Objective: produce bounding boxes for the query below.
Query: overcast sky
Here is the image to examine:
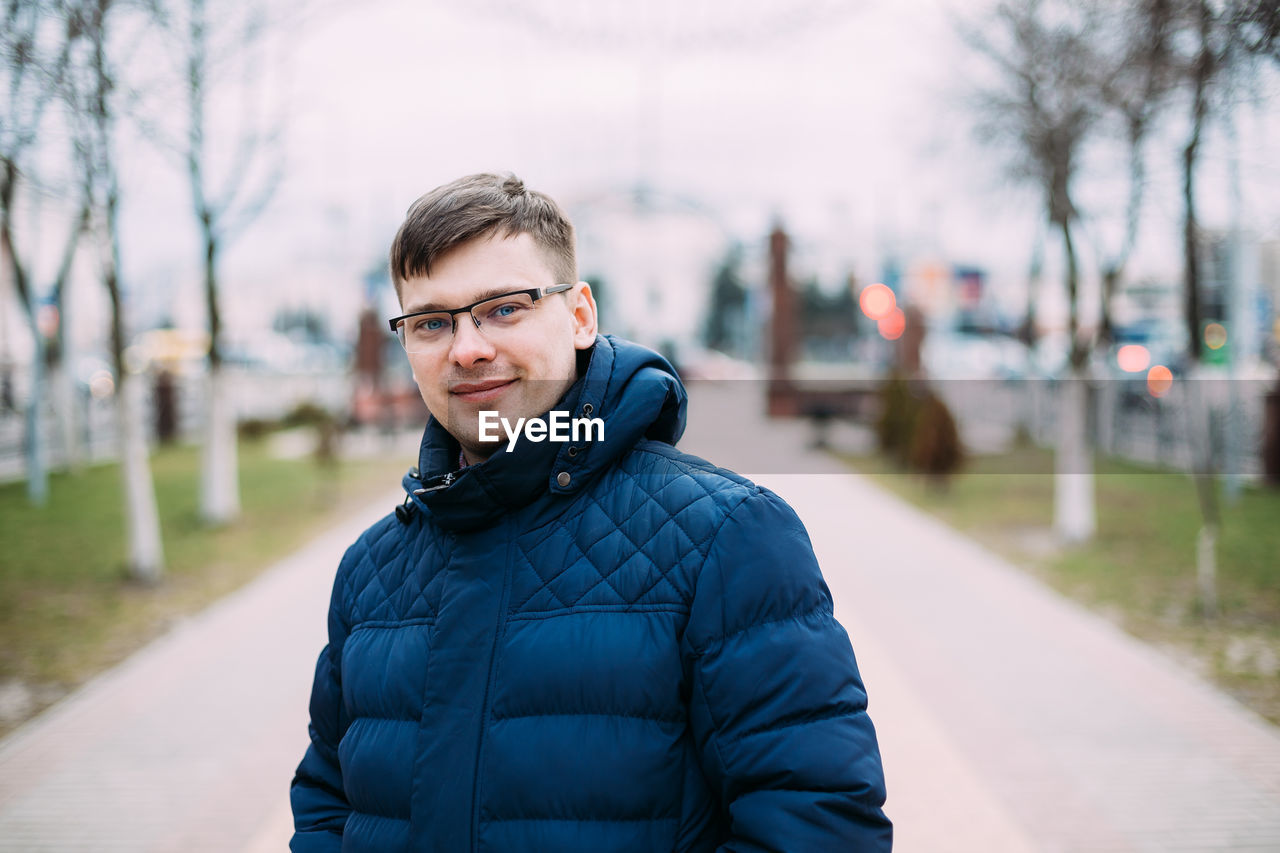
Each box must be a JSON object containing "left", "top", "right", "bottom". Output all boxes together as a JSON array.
[{"left": 9, "top": 0, "right": 1280, "bottom": 358}]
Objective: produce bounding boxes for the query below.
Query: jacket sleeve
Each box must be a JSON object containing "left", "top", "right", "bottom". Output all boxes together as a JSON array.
[
  {"left": 683, "top": 489, "right": 892, "bottom": 852},
  {"left": 290, "top": 555, "right": 354, "bottom": 852}
]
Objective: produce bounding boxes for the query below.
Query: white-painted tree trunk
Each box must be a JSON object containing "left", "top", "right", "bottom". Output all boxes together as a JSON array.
[
  {"left": 118, "top": 374, "right": 164, "bottom": 582},
  {"left": 1185, "top": 371, "right": 1220, "bottom": 617},
  {"left": 49, "top": 363, "right": 84, "bottom": 474},
  {"left": 24, "top": 336, "right": 48, "bottom": 505},
  {"left": 200, "top": 366, "right": 240, "bottom": 525},
  {"left": 1053, "top": 374, "right": 1096, "bottom": 544}
]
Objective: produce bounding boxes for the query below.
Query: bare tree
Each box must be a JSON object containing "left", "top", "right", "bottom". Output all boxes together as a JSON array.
[
  {"left": 1229, "top": 0, "right": 1280, "bottom": 59},
  {"left": 1168, "top": 0, "right": 1274, "bottom": 361},
  {"left": 65, "top": 0, "right": 164, "bottom": 581},
  {"left": 1094, "top": 0, "right": 1180, "bottom": 348},
  {"left": 44, "top": 200, "right": 92, "bottom": 475},
  {"left": 152, "top": 0, "right": 285, "bottom": 526},
  {"left": 1172, "top": 0, "right": 1279, "bottom": 616},
  {"left": 963, "top": 0, "right": 1106, "bottom": 543},
  {"left": 0, "top": 0, "right": 82, "bottom": 504}
]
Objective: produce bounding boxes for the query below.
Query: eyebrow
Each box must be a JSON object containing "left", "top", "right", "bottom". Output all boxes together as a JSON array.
[{"left": 402, "top": 286, "right": 529, "bottom": 315}]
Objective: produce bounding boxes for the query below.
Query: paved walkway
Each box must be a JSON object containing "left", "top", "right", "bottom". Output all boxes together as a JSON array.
[
  {"left": 0, "top": 487, "right": 403, "bottom": 853},
  {"left": 2, "top": 384, "right": 1279, "bottom": 851}
]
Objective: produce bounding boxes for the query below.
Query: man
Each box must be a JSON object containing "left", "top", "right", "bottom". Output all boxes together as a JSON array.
[{"left": 290, "top": 173, "right": 891, "bottom": 852}]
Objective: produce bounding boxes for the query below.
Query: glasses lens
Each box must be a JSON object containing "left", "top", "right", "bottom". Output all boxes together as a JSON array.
[
  {"left": 399, "top": 312, "right": 454, "bottom": 352},
  {"left": 472, "top": 292, "right": 536, "bottom": 329},
  {"left": 396, "top": 292, "right": 539, "bottom": 353}
]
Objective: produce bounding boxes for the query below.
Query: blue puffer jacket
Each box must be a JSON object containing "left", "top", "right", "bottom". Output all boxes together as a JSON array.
[{"left": 291, "top": 335, "right": 890, "bottom": 852}]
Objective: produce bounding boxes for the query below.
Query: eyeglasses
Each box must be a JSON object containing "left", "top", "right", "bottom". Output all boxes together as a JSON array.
[{"left": 388, "top": 284, "right": 575, "bottom": 353}]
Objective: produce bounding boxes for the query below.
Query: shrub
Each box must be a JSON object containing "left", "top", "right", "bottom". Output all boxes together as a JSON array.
[
  {"left": 908, "top": 391, "right": 964, "bottom": 484},
  {"left": 876, "top": 373, "right": 922, "bottom": 464},
  {"left": 237, "top": 417, "right": 276, "bottom": 442},
  {"left": 283, "top": 401, "right": 334, "bottom": 429}
]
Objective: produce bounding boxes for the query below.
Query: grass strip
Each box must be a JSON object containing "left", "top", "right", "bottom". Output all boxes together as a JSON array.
[{"left": 0, "top": 434, "right": 411, "bottom": 734}]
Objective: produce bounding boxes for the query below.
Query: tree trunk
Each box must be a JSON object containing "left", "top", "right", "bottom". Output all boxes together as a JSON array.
[
  {"left": 1054, "top": 371, "right": 1096, "bottom": 544},
  {"left": 200, "top": 365, "right": 240, "bottom": 524},
  {"left": 48, "top": 204, "right": 90, "bottom": 474},
  {"left": 1181, "top": 1, "right": 1220, "bottom": 618},
  {"left": 1, "top": 162, "right": 47, "bottom": 504},
  {"left": 86, "top": 0, "right": 165, "bottom": 582},
  {"left": 117, "top": 373, "right": 163, "bottom": 583},
  {"left": 1101, "top": 121, "right": 1149, "bottom": 350},
  {"left": 48, "top": 360, "right": 84, "bottom": 474},
  {"left": 197, "top": 225, "right": 241, "bottom": 524},
  {"left": 1021, "top": 220, "right": 1045, "bottom": 348},
  {"left": 1185, "top": 371, "right": 1221, "bottom": 617},
  {"left": 1182, "top": 1, "right": 1212, "bottom": 366},
  {"left": 188, "top": 0, "right": 243, "bottom": 526},
  {"left": 102, "top": 156, "right": 164, "bottom": 581},
  {"left": 1061, "top": 218, "right": 1085, "bottom": 371},
  {"left": 1054, "top": 217, "right": 1095, "bottom": 543},
  {"left": 24, "top": 330, "right": 48, "bottom": 505}
]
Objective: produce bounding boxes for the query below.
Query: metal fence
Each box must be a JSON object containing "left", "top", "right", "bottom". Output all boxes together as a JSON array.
[{"left": 934, "top": 377, "right": 1270, "bottom": 478}]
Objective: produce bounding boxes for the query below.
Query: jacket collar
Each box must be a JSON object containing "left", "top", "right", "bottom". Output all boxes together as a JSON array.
[{"left": 402, "top": 334, "right": 686, "bottom": 532}]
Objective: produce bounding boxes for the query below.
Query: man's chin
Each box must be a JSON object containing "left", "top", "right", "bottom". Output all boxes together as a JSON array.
[{"left": 442, "top": 403, "right": 513, "bottom": 458}]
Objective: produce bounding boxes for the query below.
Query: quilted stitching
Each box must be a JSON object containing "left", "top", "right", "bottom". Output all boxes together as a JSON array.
[
  {"left": 338, "top": 446, "right": 756, "bottom": 626},
  {"left": 508, "top": 447, "right": 753, "bottom": 616},
  {"left": 344, "top": 515, "right": 451, "bottom": 626}
]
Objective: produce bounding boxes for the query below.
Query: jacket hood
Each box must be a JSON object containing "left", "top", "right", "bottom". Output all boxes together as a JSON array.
[{"left": 401, "top": 334, "right": 687, "bottom": 531}]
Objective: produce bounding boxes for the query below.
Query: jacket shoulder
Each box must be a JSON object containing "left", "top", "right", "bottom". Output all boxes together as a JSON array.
[
  {"left": 508, "top": 441, "right": 768, "bottom": 616},
  {"left": 333, "top": 510, "right": 444, "bottom": 625},
  {"left": 336, "top": 511, "right": 400, "bottom": 588},
  {"left": 617, "top": 439, "right": 765, "bottom": 515}
]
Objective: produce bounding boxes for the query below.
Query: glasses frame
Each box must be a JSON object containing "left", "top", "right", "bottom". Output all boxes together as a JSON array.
[{"left": 388, "top": 283, "right": 576, "bottom": 348}]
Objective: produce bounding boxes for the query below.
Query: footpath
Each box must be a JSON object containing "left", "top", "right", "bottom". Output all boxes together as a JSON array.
[{"left": 1, "top": 383, "right": 1279, "bottom": 851}]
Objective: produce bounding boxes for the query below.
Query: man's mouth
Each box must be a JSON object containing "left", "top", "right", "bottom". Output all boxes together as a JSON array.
[{"left": 449, "top": 378, "right": 517, "bottom": 403}]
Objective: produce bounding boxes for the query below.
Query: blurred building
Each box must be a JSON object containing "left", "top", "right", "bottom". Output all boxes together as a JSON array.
[{"left": 570, "top": 185, "right": 727, "bottom": 358}]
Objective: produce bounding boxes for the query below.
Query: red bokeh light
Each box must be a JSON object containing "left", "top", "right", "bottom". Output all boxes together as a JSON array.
[
  {"left": 877, "top": 307, "right": 906, "bottom": 341},
  {"left": 1147, "top": 365, "right": 1173, "bottom": 397},
  {"left": 1116, "top": 344, "right": 1150, "bottom": 373},
  {"left": 859, "top": 283, "right": 896, "bottom": 320}
]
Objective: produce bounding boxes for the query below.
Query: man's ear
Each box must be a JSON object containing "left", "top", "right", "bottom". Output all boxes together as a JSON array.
[{"left": 568, "top": 281, "right": 599, "bottom": 349}]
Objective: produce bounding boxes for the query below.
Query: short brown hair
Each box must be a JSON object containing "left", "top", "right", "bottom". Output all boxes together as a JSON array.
[{"left": 389, "top": 172, "right": 577, "bottom": 298}]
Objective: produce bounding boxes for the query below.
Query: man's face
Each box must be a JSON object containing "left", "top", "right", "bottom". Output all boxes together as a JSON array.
[{"left": 398, "top": 232, "right": 597, "bottom": 463}]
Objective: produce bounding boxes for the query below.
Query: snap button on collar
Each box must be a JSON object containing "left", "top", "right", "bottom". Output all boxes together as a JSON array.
[{"left": 556, "top": 471, "right": 571, "bottom": 487}]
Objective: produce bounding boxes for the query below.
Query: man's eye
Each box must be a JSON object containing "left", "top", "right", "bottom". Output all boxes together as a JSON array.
[
  {"left": 487, "top": 302, "right": 526, "bottom": 320},
  {"left": 414, "top": 316, "right": 448, "bottom": 333}
]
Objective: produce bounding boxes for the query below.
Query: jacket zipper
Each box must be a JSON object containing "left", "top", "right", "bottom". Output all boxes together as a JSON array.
[{"left": 414, "top": 471, "right": 456, "bottom": 495}]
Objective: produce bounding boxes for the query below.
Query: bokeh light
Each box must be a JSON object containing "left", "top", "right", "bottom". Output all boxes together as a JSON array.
[
  {"left": 859, "top": 283, "right": 896, "bottom": 320},
  {"left": 877, "top": 306, "right": 906, "bottom": 341},
  {"left": 1116, "top": 344, "right": 1150, "bottom": 373},
  {"left": 1203, "top": 322, "right": 1227, "bottom": 350},
  {"left": 89, "top": 370, "right": 115, "bottom": 399},
  {"left": 1147, "top": 365, "right": 1173, "bottom": 398}
]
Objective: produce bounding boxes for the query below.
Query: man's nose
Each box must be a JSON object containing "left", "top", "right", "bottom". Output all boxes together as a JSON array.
[{"left": 447, "top": 313, "right": 496, "bottom": 367}]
